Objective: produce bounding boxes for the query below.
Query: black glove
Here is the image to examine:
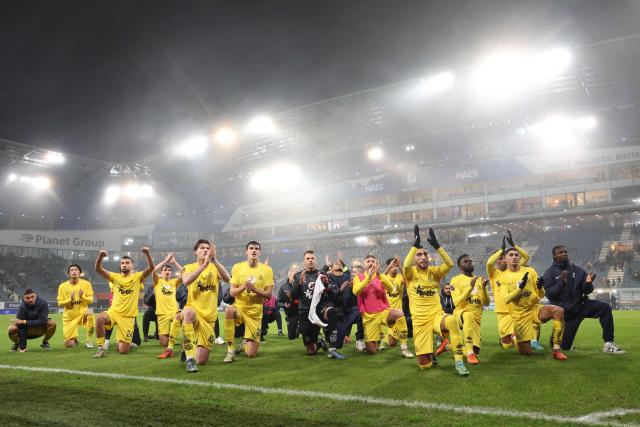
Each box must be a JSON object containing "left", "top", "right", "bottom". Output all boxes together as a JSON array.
[
  {"left": 413, "top": 225, "right": 421, "bottom": 248},
  {"left": 426, "top": 228, "right": 440, "bottom": 250},
  {"left": 506, "top": 230, "right": 515, "bottom": 247},
  {"left": 501, "top": 235, "right": 507, "bottom": 253},
  {"left": 537, "top": 277, "right": 544, "bottom": 289},
  {"left": 518, "top": 272, "right": 529, "bottom": 289}
]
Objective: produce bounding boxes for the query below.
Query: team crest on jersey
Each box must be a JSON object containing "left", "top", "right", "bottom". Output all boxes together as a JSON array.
[
  {"left": 197, "top": 281, "right": 214, "bottom": 292},
  {"left": 415, "top": 285, "right": 436, "bottom": 297},
  {"left": 118, "top": 286, "right": 134, "bottom": 295},
  {"left": 161, "top": 285, "right": 174, "bottom": 296}
]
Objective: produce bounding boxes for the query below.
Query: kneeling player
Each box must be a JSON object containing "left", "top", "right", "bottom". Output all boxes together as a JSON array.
[
  {"left": 353, "top": 255, "right": 410, "bottom": 357},
  {"left": 181, "top": 239, "right": 230, "bottom": 372},
  {"left": 57, "top": 264, "right": 96, "bottom": 348},
  {"left": 93, "top": 248, "right": 154, "bottom": 357},
  {"left": 450, "top": 255, "right": 489, "bottom": 364},
  {"left": 223, "top": 241, "right": 274, "bottom": 362},
  {"left": 153, "top": 253, "right": 183, "bottom": 357},
  {"left": 502, "top": 248, "right": 567, "bottom": 360},
  {"left": 403, "top": 225, "right": 469, "bottom": 376}
]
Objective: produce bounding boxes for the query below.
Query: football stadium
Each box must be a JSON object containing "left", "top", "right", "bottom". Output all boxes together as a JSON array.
[{"left": 1, "top": 2, "right": 639, "bottom": 426}]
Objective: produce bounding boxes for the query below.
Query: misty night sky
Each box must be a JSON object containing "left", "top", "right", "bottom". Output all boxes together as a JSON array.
[{"left": 1, "top": 0, "right": 638, "bottom": 162}]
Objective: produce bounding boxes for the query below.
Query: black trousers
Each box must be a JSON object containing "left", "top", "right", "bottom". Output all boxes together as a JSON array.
[
  {"left": 337, "top": 307, "right": 363, "bottom": 349},
  {"left": 142, "top": 309, "right": 158, "bottom": 338},
  {"left": 261, "top": 310, "right": 283, "bottom": 337},
  {"left": 285, "top": 313, "right": 299, "bottom": 340},
  {"left": 561, "top": 299, "right": 614, "bottom": 350}
]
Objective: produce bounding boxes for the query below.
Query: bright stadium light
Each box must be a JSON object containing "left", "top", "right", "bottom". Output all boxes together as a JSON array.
[
  {"left": 32, "top": 176, "right": 51, "bottom": 190},
  {"left": 140, "top": 184, "right": 154, "bottom": 198},
  {"left": 247, "top": 115, "right": 277, "bottom": 135},
  {"left": 530, "top": 114, "right": 596, "bottom": 149},
  {"left": 7, "top": 173, "right": 17, "bottom": 182},
  {"left": 173, "top": 135, "right": 208, "bottom": 158},
  {"left": 44, "top": 151, "right": 65, "bottom": 165},
  {"left": 103, "top": 185, "right": 121, "bottom": 205},
  {"left": 214, "top": 127, "right": 237, "bottom": 146},
  {"left": 354, "top": 236, "right": 369, "bottom": 244},
  {"left": 575, "top": 115, "right": 597, "bottom": 130},
  {"left": 419, "top": 71, "right": 455, "bottom": 94},
  {"left": 529, "top": 47, "right": 572, "bottom": 81},
  {"left": 367, "top": 147, "right": 383, "bottom": 161}
]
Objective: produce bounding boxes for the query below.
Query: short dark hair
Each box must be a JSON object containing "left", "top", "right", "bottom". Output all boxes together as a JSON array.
[
  {"left": 303, "top": 250, "right": 315, "bottom": 257},
  {"left": 505, "top": 247, "right": 519, "bottom": 256},
  {"left": 385, "top": 257, "right": 395, "bottom": 266},
  {"left": 457, "top": 254, "right": 470, "bottom": 266},
  {"left": 552, "top": 245, "right": 566, "bottom": 258},
  {"left": 23, "top": 288, "right": 35, "bottom": 295},
  {"left": 364, "top": 254, "right": 376, "bottom": 260},
  {"left": 193, "top": 239, "right": 210, "bottom": 251},
  {"left": 245, "top": 240, "right": 261, "bottom": 250},
  {"left": 67, "top": 264, "right": 82, "bottom": 274},
  {"left": 121, "top": 255, "right": 133, "bottom": 261},
  {"left": 161, "top": 264, "right": 173, "bottom": 271}
]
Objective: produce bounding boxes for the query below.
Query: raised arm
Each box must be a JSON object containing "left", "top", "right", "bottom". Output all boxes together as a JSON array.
[
  {"left": 451, "top": 277, "right": 474, "bottom": 307},
  {"left": 480, "top": 279, "right": 490, "bottom": 306},
  {"left": 487, "top": 236, "right": 506, "bottom": 278},
  {"left": 506, "top": 230, "right": 530, "bottom": 266},
  {"left": 182, "top": 258, "right": 210, "bottom": 287},
  {"left": 95, "top": 250, "right": 111, "bottom": 281},
  {"left": 57, "top": 284, "right": 71, "bottom": 307},
  {"left": 352, "top": 269, "right": 371, "bottom": 296},
  {"left": 403, "top": 225, "right": 423, "bottom": 280},
  {"left": 210, "top": 244, "right": 231, "bottom": 283},
  {"left": 140, "top": 247, "right": 155, "bottom": 279},
  {"left": 379, "top": 273, "right": 396, "bottom": 293},
  {"left": 504, "top": 271, "right": 530, "bottom": 304}
]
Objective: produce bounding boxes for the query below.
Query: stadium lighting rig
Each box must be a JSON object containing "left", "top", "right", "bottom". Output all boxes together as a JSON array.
[
  {"left": 367, "top": 147, "right": 383, "bottom": 161},
  {"left": 173, "top": 135, "right": 209, "bottom": 158},
  {"left": 527, "top": 114, "right": 597, "bottom": 149},
  {"left": 250, "top": 162, "right": 302, "bottom": 191},
  {"left": 247, "top": 115, "right": 277, "bottom": 135},
  {"left": 213, "top": 127, "right": 238, "bottom": 146},
  {"left": 102, "top": 182, "right": 155, "bottom": 206},
  {"left": 419, "top": 71, "right": 455, "bottom": 95},
  {"left": 43, "top": 151, "right": 65, "bottom": 165},
  {"left": 6, "top": 172, "right": 51, "bottom": 191}
]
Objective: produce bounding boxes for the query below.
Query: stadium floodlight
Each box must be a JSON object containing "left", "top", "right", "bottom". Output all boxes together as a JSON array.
[
  {"left": 32, "top": 176, "right": 51, "bottom": 190},
  {"left": 529, "top": 47, "right": 572, "bottom": 82},
  {"left": 7, "top": 173, "right": 17, "bottom": 182},
  {"left": 354, "top": 236, "right": 369, "bottom": 244},
  {"left": 103, "top": 185, "right": 121, "bottom": 205},
  {"left": 44, "top": 151, "right": 65, "bottom": 165},
  {"left": 530, "top": 114, "right": 597, "bottom": 149},
  {"left": 173, "top": 135, "right": 208, "bottom": 158},
  {"left": 247, "top": 115, "right": 277, "bottom": 135},
  {"left": 367, "top": 147, "right": 383, "bottom": 161},
  {"left": 575, "top": 115, "right": 597, "bottom": 130},
  {"left": 419, "top": 71, "right": 455, "bottom": 94},
  {"left": 123, "top": 182, "right": 140, "bottom": 199},
  {"left": 140, "top": 184, "right": 154, "bottom": 198},
  {"left": 214, "top": 127, "right": 237, "bottom": 146}
]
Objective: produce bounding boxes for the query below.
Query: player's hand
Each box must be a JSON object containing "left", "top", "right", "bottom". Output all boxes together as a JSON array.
[
  {"left": 209, "top": 244, "right": 217, "bottom": 261},
  {"left": 319, "top": 274, "right": 329, "bottom": 286},
  {"left": 506, "top": 230, "right": 515, "bottom": 247},
  {"left": 78, "top": 289, "right": 84, "bottom": 298},
  {"left": 518, "top": 272, "right": 529, "bottom": 289},
  {"left": 586, "top": 272, "right": 596, "bottom": 284},
  {"left": 264, "top": 256, "right": 270, "bottom": 266},
  {"left": 501, "top": 236, "right": 506, "bottom": 253},
  {"left": 70, "top": 291, "right": 76, "bottom": 300},
  {"left": 10, "top": 319, "right": 26, "bottom": 325},
  {"left": 470, "top": 277, "right": 479, "bottom": 289},
  {"left": 366, "top": 265, "right": 375, "bottom": 277},
  {"left": 165, "top": 252, "right": 175, "bottom": 262},
  {"left": 413, "top": 225, "right": 421, "bottom": 248},
  {"left": 536, "top": 277, "right": 544, "bottom": 289},
  {"left": 426, "top": 228, "right": 440, "bottom": 250},
  {"left": 98, "top": 250, "right": 108, "bottom": 259},
  {"left": 284, "top": 302, "right": 291, "bottom": 308},
  {"left": 141, "top": 247, "right": 150, "bottom": 255},
  {"left": 482, "top": 278, "right": 489, "bottom": 288},
  {"left": 561, "top": 270, "right": 568, "bottom": 284},
  {"left": 340, "top": 280, "right": 352, "bottom": 292}
]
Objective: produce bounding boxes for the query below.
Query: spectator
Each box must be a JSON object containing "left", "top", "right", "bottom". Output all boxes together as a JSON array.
[{"left": 8, "top": 288, "right": 57, "bottom": 352}]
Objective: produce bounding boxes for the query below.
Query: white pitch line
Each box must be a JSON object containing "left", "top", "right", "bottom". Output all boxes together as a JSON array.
[{"left": 0, "top": 364, "right": 637, "bottom": 427}]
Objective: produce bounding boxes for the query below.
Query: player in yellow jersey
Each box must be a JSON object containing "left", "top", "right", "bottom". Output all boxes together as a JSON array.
[
  {"left": 223, "top": 241, "right": 274, "bottom": 363},
  {"left": 57, "top": 264, "right": 96, "bottom": 348},
  {"left": 382, "top": 257, "right": 413, "bottom": 358},
  {"left": 501, "top": 248, "right": 567, "bottom": 360},
  {"left": 403, "top": 225, "right": 469, "bottom": 376},
  {"left": 486, "top": 231, "right": 545, "bottom": 350},
  {"left": 152, "top": 252, "right": 183, "bottom": 357},
  {"left": 450, "top": 255, "right": 489, "bottom": 365},
  {"left": 181, "top": 239, "right": 230, "bottom": 372},
  {"left": 93, "top": 247, "right": 154, "bottom": 357}
]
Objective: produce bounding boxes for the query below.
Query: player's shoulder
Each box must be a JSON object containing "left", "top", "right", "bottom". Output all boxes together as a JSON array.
[
  {"left": 80, "top": 278, "right": 92, "bottom": 286},
  {"left": 183, "top": 262, "right": 198, "bottom": 272},
  {"left": 232, "top": 261, "right": 246, "bottom": 271},
  {"left": 58, "top": 280, "right": 70, "bottom": 290}
]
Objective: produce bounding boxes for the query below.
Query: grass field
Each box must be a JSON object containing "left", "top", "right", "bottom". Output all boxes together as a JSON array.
[{"left": 0, "top": 310, "right": 638, "bottom": 426}]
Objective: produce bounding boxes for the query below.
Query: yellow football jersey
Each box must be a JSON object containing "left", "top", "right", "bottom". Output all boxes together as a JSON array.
[
  {"left": 450, "top": 274, "right": 489, "bottom": 315},
  {"left": 154, "top": 277, "right": 180, "bottom": 316},
  {"left": 385, "top": 274, "right": 404, "bottom": 310},
  {"left": 108, "top": 271, "right": 145, "bottom": 317},
  {"left": 403, "top": 246, "right": 454, "bottom": 322},
  {"left": 183, "top": 262, "right": 220, "bottom": 323},
  {"left": 230, "top": 261, "right": 274, "bottom": 317},
  {"left": 57, "top": 279, "right": 94, "bottom": 318},
  {"left": 486, "top": 247, "right": 530, "bottom": 313},
  {"left": 500, "top": 267, "right": 542, "bottom": 319}
]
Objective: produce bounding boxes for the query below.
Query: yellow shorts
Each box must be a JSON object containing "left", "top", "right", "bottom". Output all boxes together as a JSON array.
[
  {"left": 156, "top": 312, "right": 175, "bottom": 336},
  {"left": 362, "top": 309, "right": 390, "bottom": 343},
  {"left": 497, "top": 312, "right": 515, "bottom": 338},
  {"left": 412, "top": 311, "right": 445, "bottom": 355},
  {"left": 62, "top": 310, "right": 92, "bottom": 341},
  {"left": 193, "top": 313, "right": 216, "bottom": 350},
  {"left": 513, "top": 305, "right": 543, "bottom": 342},
  {"left": 455, "top": 309, "right": 482, "bottom": 348},
  {"left": 234, "top": 305, "right": 262, "bottom": 342},
  {"left": 105, "top": 309, "right": 135, "bottom": 344}
]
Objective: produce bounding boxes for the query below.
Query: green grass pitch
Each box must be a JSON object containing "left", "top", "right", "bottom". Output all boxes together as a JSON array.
[{"left": 0, "top": 311, "right": 638, "bottom": 426}]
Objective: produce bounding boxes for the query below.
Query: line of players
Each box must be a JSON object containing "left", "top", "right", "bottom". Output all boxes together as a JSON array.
[{"left": 51, "top": 225, "right": 571, "bottom": 377}]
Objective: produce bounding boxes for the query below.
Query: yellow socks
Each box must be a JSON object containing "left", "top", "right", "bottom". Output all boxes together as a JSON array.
[
  {"left": 85, "top": 314, "right": 95, "bottom": 341},
  {"left": 182, "top": 323, "right": 197, "bottom": 359},
  {"left": 225, "top": 317, "right": 235, "bottom": 353},
  {"left": 167, "top": 317, "right": 182, "bottom": 350},
  {"left": 552, "top": 320, "right": 564, "bottom": 350},
  {"left": 444, "top": 315, "right": 464, "bottom": 362},
  {"left": 395, "top": 317, "right": 408, "bottom": 346},
  {"left": 97, "top": 336, "right": 105, "bottom": 347}
]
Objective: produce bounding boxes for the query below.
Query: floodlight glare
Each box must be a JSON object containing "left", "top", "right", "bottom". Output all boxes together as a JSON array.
[
  {"left": 250, "top": 162, "right": 302, "bottom": 191},
  {"left": 32, "top": 176, "right": 51, "bottom": 190},
  {"left": 44, "top": 151, "right": 65, "bottom": 165},
  {"left": 103, "top": 185, "right": 121, "bottom": 205},
  {"left": 575, "top": 116, "right": 597, "bottom": 130},
  {"left": 214, "top": 127, "right": 237, "bottom": 145},
  {"left": 174, "top": 135, "right": 208, "bottom": 158},
  {"left": 7, "top": 173, "right": 17, "bottom": 182},
  {"left": 247, "top": 115, "right": 276, "bottom": 135},
  {"left": 419, "top": 72, "right": 455, "bottom": 94},
  {"left": 367, "top": 147, "right": 383, "bottom": 161}
]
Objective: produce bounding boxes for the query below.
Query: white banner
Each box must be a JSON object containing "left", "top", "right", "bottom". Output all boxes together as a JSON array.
[
  {"left": 515, "top": 145, "right": 640, "bottom": 174},
  {"left": 0, "top": 226, "right": 153, "bottom": 252}
]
